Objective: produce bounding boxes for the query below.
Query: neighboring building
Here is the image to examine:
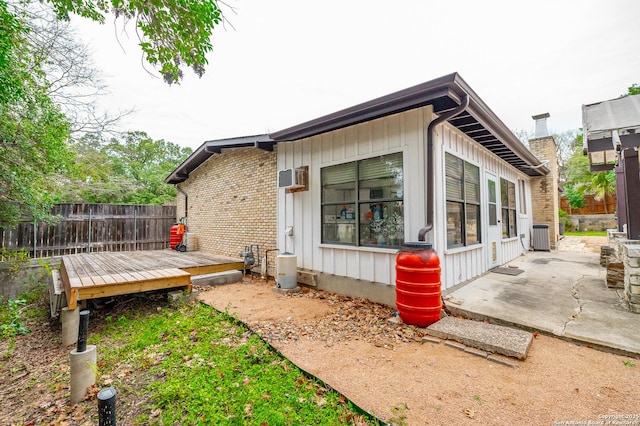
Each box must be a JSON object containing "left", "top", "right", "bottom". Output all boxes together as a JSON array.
[
  {"left": 166, "top": 73, "right": 551, "bottom": 306},
  {"left": 582, "top": 94, "right": 640, "bottom": 240}
]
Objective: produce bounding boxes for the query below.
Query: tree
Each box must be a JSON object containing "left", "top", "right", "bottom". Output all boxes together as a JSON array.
[
  {"left": 23, "top": 4, "right": 132, "bottom": 135},
  {"left": 564, "top": 134, "right": 616, "bottom": 214},
  {"left": 514, "top": 128, "right": 579, "bottom": 186},
  {"left": 588, "top": 170, "right": 616, "bottom": 214},
  {"left": 58, "top": 131, "right": 192, "bottom": 205},
  {"left": 44, "top": 0, "right": 224, "bottom": 84},
  {"left": 564, "top": 184, "right": 586, "bottom": 213},
  {"left": 0, "top": 0, "right": 219, "bottom": 226},
  {"left": 624, "top": 84, "right": 640, "bottom": 97},
  {"left": 0, "top": 1, "right": 72, "bottom": 228}
]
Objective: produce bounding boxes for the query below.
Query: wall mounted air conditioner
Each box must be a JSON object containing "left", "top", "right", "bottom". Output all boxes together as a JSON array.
[{"left": 278, "top": 167, "right": 305, "bottom": 189}]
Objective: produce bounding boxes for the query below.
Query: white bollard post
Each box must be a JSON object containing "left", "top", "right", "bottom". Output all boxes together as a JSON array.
[
  {"left": 61, "top": 307, "right": 80, "bottom": 347},
  {"left": 69, "top": 345, "right": 97, "bottom": 404}
]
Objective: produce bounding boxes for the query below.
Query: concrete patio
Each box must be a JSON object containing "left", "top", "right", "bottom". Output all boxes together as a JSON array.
[{"left": 443, "top": 237, "right": 640, "bottom": 357}]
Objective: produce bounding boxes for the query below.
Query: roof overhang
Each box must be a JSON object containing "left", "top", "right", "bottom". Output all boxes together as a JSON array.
[
  {"left": 270, "top": 72, "right": 549, "bottom": 177},
  {"left": 164, "top": 134, "right": 274, "bottom": 184},
  {"left": 582, "top": 94, "right": 640, "bottom": 172}
]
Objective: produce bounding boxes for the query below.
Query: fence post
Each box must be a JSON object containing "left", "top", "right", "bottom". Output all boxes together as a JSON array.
[
  {"left": 88, "top": 207, "right": 92, "bottom": 253},
  {"left": 33, "top": 219, "right": 37, "bottom": 258},
  {"left": 133, "top": 208, "right": 137, "bottom": 251}
]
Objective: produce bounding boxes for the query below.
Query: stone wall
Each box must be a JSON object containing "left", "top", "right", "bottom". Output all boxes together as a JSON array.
[
  {"left": 175, "top": 147, "right": 278, "bottom": 259},
  {"left": 0, "top": 258, "right": 59, "bottom": 302},
  {"left": 566, "top": 214, "right": 617, "bottom": 232},
  {"left": 604, "top": 230, "right": 640, "bottom": 313},
  {"left": 623, "top": 243, "right": 640, "bottom": 314},
  {"left": 528, "top": 136, "right": 560, "bottom": 249}
]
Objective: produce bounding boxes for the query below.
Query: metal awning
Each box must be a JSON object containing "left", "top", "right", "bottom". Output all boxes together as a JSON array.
[{"left": 582, "top": 94, "right": 640, "bottom": 171}]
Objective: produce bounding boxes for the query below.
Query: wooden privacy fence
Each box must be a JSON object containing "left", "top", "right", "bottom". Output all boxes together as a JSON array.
[
  {"left": 0, "top": 204, "right": 177, "bottom": 258},
  {"left": 560, "top": 194, "right": 617, "bottom": 215}
]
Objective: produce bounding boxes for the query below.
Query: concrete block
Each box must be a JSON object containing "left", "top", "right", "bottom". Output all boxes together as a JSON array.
[
  {"left": 296, "top": 270, "right": 318, "bottom": 287},
  {"left": 70, "top": 345, "right": 96, "bottom": 404},
  {"left": 61, "top": 307, "right": 80, "bottom": 347},
  {"left": 625, "top": 272, "right": 640, "bottom": 285},
  {"left": 444, "top": 340, "right": 466, "bottom": 351},
  {"left": 487, "top": 354, "right": 519, "bottom": 368},
  {"left": 421, "top": 336, "right": 440, "bottom": 345},
  {"left": 628, "top": 293, "right": 640, "bottom": 305},
  {"left": 624, "top": 244, "right": 640, "bottom": 258},
  {"left": 464, "top": 347, "right": 488, "bottom": 358},
  {"left": 629, "top": 303, "right": 640, "bottom": 314},
  {"left": 627, "top": 257, "right": 640, "bottom": 268},
  {"left": 427, "top": 316, "right": 533, "bottom": 360},
  {"left": 630, "top": 284, "right": 640, "bottom": 295},
  {"left": 191, "top": 270, "right": 243, "bottom": 286},
  {"left": 167, "top": 290, "right": 185, "bottom": 305}
]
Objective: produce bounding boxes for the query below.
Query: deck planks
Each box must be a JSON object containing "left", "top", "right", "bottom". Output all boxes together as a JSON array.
[{"left": 61, "top": 250, "right": 244, "bottom": 309}]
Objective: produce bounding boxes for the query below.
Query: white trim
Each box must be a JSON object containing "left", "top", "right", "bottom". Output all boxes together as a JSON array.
[
  {"left": 319, "top": 244, "right": 399, "bottom": 255},
  {"left": 443, "top": 244, "right": 483, "bottom": 256}
]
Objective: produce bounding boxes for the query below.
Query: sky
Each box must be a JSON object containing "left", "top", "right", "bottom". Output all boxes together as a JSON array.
[{"left": 72, "top": 0, "right": 640, "bottom": 150}]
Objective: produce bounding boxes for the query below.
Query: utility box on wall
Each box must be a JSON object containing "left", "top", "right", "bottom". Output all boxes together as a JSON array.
[{"left": 278, "top": 166, "right": 309, "bottom": 193}]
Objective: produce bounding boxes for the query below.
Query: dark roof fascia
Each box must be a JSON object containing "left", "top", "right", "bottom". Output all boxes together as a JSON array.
[
  {"left": 269, "top": 73, "right": 548, "bottom": 176},
  {"left": 164, "top": 134, "right": 273, "bottom": 184},
  {"left": 454, "top": 76, "right": 550, "bottom": 175},
  {"left": 269, "top": 73, "right": 461, "bottom": 141}
]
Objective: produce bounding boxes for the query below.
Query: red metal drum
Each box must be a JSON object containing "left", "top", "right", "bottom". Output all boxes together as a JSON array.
[
  {"left": 170, "top": 223, "right": 186, "bottom": 249},
  {"left": 395, "top": 242, "right": 442, "bottom": 327}
]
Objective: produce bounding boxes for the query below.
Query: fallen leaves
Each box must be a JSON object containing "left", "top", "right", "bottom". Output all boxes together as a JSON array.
[{"left": 246, "top": 284, "right": 427, "bottom": 349}]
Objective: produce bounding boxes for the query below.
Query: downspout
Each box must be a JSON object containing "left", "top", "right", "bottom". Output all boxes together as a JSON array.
[
  {"left": 418, "top": 94, "right": 469, "bottom": 241},
  {"left": 176, "top": 184, "right": 188, "bottom": 220}
]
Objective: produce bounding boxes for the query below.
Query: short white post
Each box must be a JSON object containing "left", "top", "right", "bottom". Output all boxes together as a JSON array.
[
  {"left": 69, "top": 310, "right": 96, "bottom": 404},
  {"left": 61, "top": 307, "right": 79, "bottom": 347},
  {"left": 70, "top": 345, "right": 97, "bottom": 404}
]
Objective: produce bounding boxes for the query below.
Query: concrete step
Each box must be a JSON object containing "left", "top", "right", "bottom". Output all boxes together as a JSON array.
[
  {"left": 191, "top": 270, "right": 243, "bottom": 286},
  {"left": 426, "top": 316, "right": 533, "bottom": 360}
]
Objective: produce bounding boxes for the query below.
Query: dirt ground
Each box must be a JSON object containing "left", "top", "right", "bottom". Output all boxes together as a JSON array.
[
  {"left": 197, "top": 236, "right": 640, "bottom": 425},
  {"left": 2, "top": 236, "right": 639, "bottom": 425}
]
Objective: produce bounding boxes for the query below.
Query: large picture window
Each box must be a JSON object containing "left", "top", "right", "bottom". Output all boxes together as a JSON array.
[
  {"left": 501, "top": 178, "right": 517, "bottom": 238},
  {"left": 445, "top": 153, "right": 480, "bottom": 249},
  {"left": 321, "top": 153, "right": 404, "bottom": 247}
]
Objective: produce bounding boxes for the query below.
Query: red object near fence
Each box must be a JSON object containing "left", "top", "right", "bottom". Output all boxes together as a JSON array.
[
  {"left": 395, "top": 242, "right": 442, "bottom": 327},
  {"left": 170, "top": 223, "right": 186, "bottom": 249}
]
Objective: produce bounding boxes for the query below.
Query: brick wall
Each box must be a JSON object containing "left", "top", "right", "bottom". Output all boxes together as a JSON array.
[
  {"left": 175, "top": 147, "right": 278, "bottom": 258},
  {"left": 528, "top": 136, "right": 560, "bottom": 248}
]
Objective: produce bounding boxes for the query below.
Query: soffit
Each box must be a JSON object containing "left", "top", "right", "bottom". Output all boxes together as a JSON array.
[{"left": 583, "top": 94, "right": 640, "bottom": 172}]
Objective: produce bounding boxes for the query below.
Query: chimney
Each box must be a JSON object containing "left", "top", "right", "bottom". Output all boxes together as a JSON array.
[{"left": 532, "top": 113, "right": 550, "bottom": 138}]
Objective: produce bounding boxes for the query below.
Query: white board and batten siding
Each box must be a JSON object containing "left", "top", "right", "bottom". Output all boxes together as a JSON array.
[{"left": 277, "top": 105, "right": 534, "bottom": 291}]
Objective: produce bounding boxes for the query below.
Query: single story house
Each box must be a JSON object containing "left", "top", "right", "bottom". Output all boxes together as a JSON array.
[{"left": 166, "top": 73, "right": 553, "bottom": 306}]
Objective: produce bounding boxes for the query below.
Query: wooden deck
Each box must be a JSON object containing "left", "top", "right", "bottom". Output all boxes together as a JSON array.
[{"left": 60, "top": 250, "right": 244, "bottom": 310}]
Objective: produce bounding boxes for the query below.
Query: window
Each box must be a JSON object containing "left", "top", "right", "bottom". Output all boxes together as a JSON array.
[
  {"left": 518, "top": 179, "right": 527, "bottom": 214},
  {"left": 501, "top": 178, "right": 517, "bottom": 238},
  {"left": 321, "top": 153, "right": 404, "bottom": 247},
  {"left": 445, "top": 153, "right": 480, "bottom": 248}
]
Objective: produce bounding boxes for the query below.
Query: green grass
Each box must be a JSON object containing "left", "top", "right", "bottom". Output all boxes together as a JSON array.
[
  {"left": 564, "top": 231, "right": 607, "bottom": 237},
  {"left": 91, "top": 302, "right": 379, "bottom": 425}
]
